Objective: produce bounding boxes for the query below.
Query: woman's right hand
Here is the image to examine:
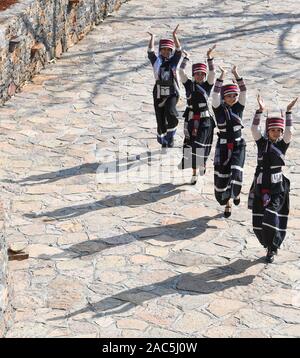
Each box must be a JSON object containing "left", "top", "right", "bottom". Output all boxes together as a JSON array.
[
  {"left": 286, "top": 97, "right": 298, "bottom": 112},
  {"left": 257, "top": 94, "right": 265, "bottom": 112},
  {"left": 218, "top": 66, "right": 226, "bottom": 80}
]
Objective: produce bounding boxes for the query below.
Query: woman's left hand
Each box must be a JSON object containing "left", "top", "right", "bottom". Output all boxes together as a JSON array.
[{"left": 287, "top": 97, "right": 298, "bottom": 112}]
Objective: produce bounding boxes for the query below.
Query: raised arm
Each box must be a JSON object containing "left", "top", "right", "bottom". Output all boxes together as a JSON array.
[
  {"left": 172, "top": 24, "right": 181, "bottom": 51},
  {"left": 251, "top": 94, "right": 265, "bottom": 141},
  {"left": 283, "top": 97, "right": 298, "bottom": 143},
  {"left": 212, "top": 66, "right": 226, "bottom": 108},
  {"left": 232, "top": 66, "right": 246, "bottom": 106},
  {"left": 171, "top": 25, "right": 182, "bottom": 66},
  {"left": 147, "top": 32, "right": 155, "bottom": 52},
  {"left": 179, "top": 50, "right": 189, "bottom": 84},
  {"left": 207, "top": 45, "right": 216, "bottom": 85},
  {"left": 147, "top": 32, "right": 157, "bottom": 65}
]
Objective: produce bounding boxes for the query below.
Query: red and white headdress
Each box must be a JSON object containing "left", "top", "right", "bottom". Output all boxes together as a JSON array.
[
  {"left": 159, "top": 39, "right": 175, "bottom": 51},
  {"left": 221, "top": 84, "right": 239, "bottom": 98},
  {"left": 266, "top": 117, "right": 285, "bottom": 132},
  {"left": 192, "top": 63, "right": 207, "bottom": 76}
]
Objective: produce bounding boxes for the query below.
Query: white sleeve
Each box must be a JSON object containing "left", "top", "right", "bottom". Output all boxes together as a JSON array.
[
  {"left": 283, "top": 112, "right": 294, "bottom": 144},
  {"left": 212, "top": 79, "right": 222, "bottom": 108},
  {"left": 251, "top": 111, "right": 263, "bottom": 141},
  {"left": 207, "top": 59, "right": 216, "bottom": 86},
  {"left": 237, "top": 78, "right": 247, "bottom": 107},
  {"left": 179, "top": 57, "right": 189, "bottom": 84}
]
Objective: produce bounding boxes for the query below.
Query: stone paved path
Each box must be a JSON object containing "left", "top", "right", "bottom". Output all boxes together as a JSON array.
[{"left": 1, "top": 0, "right": 300, "bottom": 337}]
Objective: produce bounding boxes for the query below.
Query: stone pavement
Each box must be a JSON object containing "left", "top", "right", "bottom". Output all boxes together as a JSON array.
[{"left": 1, "top": 0, "right": 300, "bottom": 337}]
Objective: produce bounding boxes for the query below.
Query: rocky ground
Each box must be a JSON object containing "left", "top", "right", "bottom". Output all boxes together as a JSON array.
[{"left": 1, "top": 0, "right": 300, "bottom": 337}]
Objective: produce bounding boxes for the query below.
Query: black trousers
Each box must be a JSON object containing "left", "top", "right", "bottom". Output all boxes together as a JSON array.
[
  {"left": 179, "top": 118, "right": 214, "bottom": 171},
  {"left": 154, "top": 95, "right": 179, "bottom": 145},
  {"left": 251, "top": 176, "right": 290, "bottom": 249},
  {"left": 214, "top": 140, "right": 246, "bottom": 205}
]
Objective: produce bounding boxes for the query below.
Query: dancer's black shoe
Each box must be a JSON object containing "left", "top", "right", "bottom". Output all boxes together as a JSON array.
[
  {"left": 265, "top": 247, "right": 276, "bottom": 263},
  {"left": 224, "top": 202, "right": 232, "bottom": 218},
  {"left": 190, "top": 175, "right": 198, "bottom": 185},
  {"left": 233, "top": 196, "right": 240, "bottom": 206}
]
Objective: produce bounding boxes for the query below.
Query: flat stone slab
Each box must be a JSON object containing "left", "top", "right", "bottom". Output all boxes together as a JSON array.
[{"left": 2, "top": 0, "right": 300, "bottom": 338}]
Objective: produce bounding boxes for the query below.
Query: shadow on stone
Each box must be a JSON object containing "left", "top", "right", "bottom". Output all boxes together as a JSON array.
[
  {"left": 2, "top": 162, "right": 99, "bottom": 186},
  {"left": 2, "top": 149, "right": 164, "bottom": 186},
  {"left": 38, "top": 213, "right": 223, "bottom": 259},
  {"left": 48, "top": 258, "right": 264, "bottom": 321},
  {"left": 24, "top": 182, "right": 185, "bottom": 220},
  {"left": 51, "top": 7, "right": 300, "bottom": 107}
]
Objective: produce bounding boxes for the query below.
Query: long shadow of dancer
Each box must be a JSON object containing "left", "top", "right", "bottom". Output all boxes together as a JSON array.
[
  {"left": 2, "top": 149, "right": 164, "bottom": 186},
  {"left": 38, "top": 214, "right": 223, "bottom": 259},
  {"left": 24, "top": 183, "right": 186, "bottom": 220},
  {"left": 1, "top": 162, "right": 100, "bottom": 186},
  {"left": 49, "top": 258, "right": 263, "bottom": 321}
]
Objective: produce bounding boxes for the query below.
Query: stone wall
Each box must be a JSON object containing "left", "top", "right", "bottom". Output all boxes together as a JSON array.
[{"left": 0, "top": 0, "right": 127, "bottom": 104}]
